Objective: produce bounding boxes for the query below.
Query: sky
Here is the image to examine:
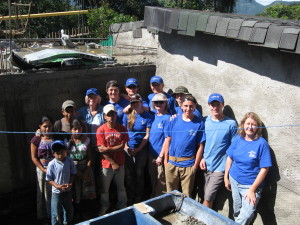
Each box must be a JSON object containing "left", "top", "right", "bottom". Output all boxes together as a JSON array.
[{"left": 256, "top": 0, "right": 300, "bottom": 6}]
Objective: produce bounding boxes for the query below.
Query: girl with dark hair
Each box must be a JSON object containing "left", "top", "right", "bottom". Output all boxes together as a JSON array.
[
  {"left": 30, "top": 115, "right": 55, "bottom": 222},
  {"left": 65, "top": 119, "right": 95, "bottom": 208}
]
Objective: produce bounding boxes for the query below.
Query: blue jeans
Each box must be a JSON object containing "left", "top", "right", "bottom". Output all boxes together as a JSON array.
[
  {"left": 229, "top": 175, "right": 262, "bottom": 225},
  {"left": 51, "top": 191, "right": 73, "bottom": 225},
  {"left": 100, "top": 165, "right": 127, "bottom": 212}
]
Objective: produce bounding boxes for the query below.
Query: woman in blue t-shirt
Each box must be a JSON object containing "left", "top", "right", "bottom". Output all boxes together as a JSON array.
[
  {"left": 148, "top": 93, "right": 170, "bottom": 197},
  {"left": 123, "top": 94, "right": 154, "bottom": 205},
  {"left": 224, "top": 112, "right": 272, "bottom": 225}
]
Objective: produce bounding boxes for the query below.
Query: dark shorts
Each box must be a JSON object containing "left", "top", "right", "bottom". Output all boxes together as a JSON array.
[{"left": 204, "top": 171, "right": 224, "bottom": 202}]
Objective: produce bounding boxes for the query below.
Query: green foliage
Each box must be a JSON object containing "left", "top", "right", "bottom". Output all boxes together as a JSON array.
[
  {"left": 259, "top": 3, "right": 300, "bottom": 20},
  {"left": 87, "top": 4, "right": 137, "bottom": 38}
]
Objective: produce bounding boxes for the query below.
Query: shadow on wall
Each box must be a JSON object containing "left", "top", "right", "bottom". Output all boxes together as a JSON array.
[
  {"left": 254, "top": 125, "right": 280, "bottom": 225},
  {"left": 159, "top": 31, "right": 300, "bottom": 88}
]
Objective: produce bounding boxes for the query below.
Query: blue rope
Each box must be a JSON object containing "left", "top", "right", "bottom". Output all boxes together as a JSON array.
[{"left": 0, "top": 124, "right": 299, "bottom": 135}]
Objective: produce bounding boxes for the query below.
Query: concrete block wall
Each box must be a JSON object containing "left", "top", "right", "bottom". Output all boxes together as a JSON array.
[
  {"left": 154, "top": 31, "right": 300, "bottom": 225},
  {"left": 0, "top": 65, "right": 155, "bottom": 214}
]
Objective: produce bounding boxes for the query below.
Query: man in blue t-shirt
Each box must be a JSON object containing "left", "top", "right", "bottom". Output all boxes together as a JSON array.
[
  {"left": 200, "top": 93, "right": 237, "bottom": 208},
  {"left": 164, "top": 95, "right": 205, "bottom": 197},
  {"left": 147, "top": 75, "right": 176, "bottom": 115}
]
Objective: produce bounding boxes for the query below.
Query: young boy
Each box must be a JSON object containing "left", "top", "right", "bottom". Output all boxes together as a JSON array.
[
  {"left": 46, "top": 140, "right": 77, "bottom": 225},
  {"left": 147, "top": 76, "right": 176, "bottom": 115},
  {"left": 54, "top": 100, "right": 77, "bottom": 140},
  {"left": 200, "top": 93, "right": 237, "bottom": 208},
  {"left": 96, "top": 104, "right": 129, "bottom": 215}
]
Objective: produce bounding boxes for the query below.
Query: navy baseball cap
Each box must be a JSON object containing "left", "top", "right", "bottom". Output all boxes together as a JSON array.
[
  {"left": 150, "top": 76, "right": 163, "bottom": 84},
  {"left": 86, "top": 88, "right": 99, "bottom": 96},
  {"left": 126, "top": 78, "right": 138, "bottom": 87},
  {"left": 208, "top": 93, "right": 224, "bottom": 103},
  {"left": 51, "top": 140, "right": 66, "bottom": 152}
]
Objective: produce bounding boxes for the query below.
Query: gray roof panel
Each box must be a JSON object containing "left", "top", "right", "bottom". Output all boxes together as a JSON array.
[
  {"left": 215, "top": 17, "right": 230, "bottom": 37},
  {"left": 164, "top": 9, "right": 173, "bottom": 33},
  {"left": 169, "top": 10, "right": 180, "bottom": 30},
  {"left": 177, "top": 11, "right": 190, "bottom": 35},
  {"left": 242, "top": 20, "right": 257, "bottom": 27},
  {"left": 264, "top": 25, "right": 285, "bottom": 49},
  {"left": 295, "top": 35, "right": 300, "bottom": 54},
  {"left": 250, "top": 27, "right": 268, "bottom": 43},
  {"left": 254, "top": 22, "right": 271, "bottom": 28},
  {"left": 186, "top": 13, "right": 199, "bottom": 36},
  {"left": 196, "top": 14, "right": 209, "bottom": 32},
  {"left": 279, "top": 33, "right": 299, "bottom": 50},
  {"left": 227, "top": 18, "right": 244, "bottom": 38},
  {"left": 238, "top": 27, "right": 253, "bottom": 41},
  {"left": 206, "top": 16, "right": 219, "bottom": 34}
]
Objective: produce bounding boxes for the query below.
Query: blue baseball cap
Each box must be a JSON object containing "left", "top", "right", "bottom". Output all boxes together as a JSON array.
[
  {"left": 126, "top": 78, "right": 138, "bottom": 87},
  {"left": 51, "top": 140, "right": 66, "bottom": 152},
  {"left": 208, "top": 93, "right": 224, "bottom": 103},
  {"left": 86, "top": 88, "right": 99, "bottom": 96},
  {"left": 150, "top": 76, "right": 163, "bottom": 84}
]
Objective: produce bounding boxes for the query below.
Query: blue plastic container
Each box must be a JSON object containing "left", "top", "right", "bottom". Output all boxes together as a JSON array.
[{"left": 76, "top": 191, "right": 238, "bottom": 225}]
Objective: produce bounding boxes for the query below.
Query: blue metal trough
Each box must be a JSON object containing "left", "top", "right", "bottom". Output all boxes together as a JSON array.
[{"left": 76, "top": 191, "right": 238, "bottom": 225}]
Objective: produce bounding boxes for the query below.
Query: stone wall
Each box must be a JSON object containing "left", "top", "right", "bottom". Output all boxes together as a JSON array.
[
  {"left": 0, "top": 64, "right": 155, "bottom": 215},
  {"left": 156, "top": 31, "right": 300, "bottom": 225},
  {"left": 114, "top": 25, "right": 300, "bottom": 224}
]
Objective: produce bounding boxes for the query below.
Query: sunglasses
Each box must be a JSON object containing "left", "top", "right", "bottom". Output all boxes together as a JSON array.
[
  {"left": 127, "top": 85, "right": 137, "bottom": 89},
  {"left": 153, "top": 101, "right": 165, "bottom": 104}
]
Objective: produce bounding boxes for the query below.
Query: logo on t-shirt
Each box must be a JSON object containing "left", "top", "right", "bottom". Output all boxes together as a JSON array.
[
  {"left": 248, "top": 151, "right": 256, "bottom": 158},
  {"left": 141, "top": 119, "right": 146, "bottom": 125},
  {"left": 106, "top": 133, "right": 121, "bottom": 146},
  {"left": 117, "top": 109, "right": 123, "bottom": 116},
  {"left": 157, "top": 122, "right": 163, "bottom": 129}
]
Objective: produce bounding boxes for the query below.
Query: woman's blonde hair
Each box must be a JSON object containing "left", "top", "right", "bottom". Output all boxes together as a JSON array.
[
  {"left": 85, "top": 95, "right": 101, "bottom": 105},
  {"left": 238, "top": 112, "right": 263, "bottom": 140},
  {"left": 127, "top": 109, "right": 136, "bottom": 131}
]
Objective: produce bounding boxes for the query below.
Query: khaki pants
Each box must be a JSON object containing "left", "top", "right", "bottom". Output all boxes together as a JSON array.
[
  {"left": 148, "top": 154, "right": 166, "bottom": 197},
  {"left": 165, "top": 162, "right": 196, "bottom": 197}
]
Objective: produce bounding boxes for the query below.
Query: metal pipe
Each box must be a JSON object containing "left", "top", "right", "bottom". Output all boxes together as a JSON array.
[{"left": 0, "top": 10, "right": 89, "bottom": 21}]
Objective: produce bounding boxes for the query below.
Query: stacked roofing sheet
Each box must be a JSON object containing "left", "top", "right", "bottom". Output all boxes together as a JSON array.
[{"left": 142, "top": 6, "right": 300, "bottom": 54}]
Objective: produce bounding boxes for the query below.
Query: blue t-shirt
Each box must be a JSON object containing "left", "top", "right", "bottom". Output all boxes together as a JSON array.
[
  {"left": 123, "top": 111, "right": 154, "bottom": 148},
  {"left": 166, "top": 115, "right": 205, "bottom": 167},
  {"left": 46, "top": 156, "right": 77, "bottom": 194},
  {"left": 77, "top": 105, "right": 104, "bottom": 147},
  {"left": 147, "top": 92, "right": 176, "bottom": 115},
  {"left": 149, "top": 113, "right": 171, "bottom": 158},
  {"left": 227, "top": 136, "right": 272, "bottom": 186},
  {"left": 104, "top": 97, "right": 130, "bottom": 124},
  {"left": 175, "top": 106, "right": 202, "bottom": 118},
  {"left": 203, "top": 115, "right": 237, "bottom": 172}
]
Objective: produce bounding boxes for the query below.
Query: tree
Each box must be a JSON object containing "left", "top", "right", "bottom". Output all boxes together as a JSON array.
[
  {"left": 86, "top": 3, "right": 137, "bottom": 38},
  {"left": 258, "top": 3, "right": 300, "bottom": 20}
]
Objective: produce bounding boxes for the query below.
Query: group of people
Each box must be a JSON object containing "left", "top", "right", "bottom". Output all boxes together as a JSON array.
[{"left": 30, "top": 75, "right": 272, "bottom": 225}]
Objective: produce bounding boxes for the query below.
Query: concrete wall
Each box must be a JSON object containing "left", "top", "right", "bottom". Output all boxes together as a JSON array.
[
  {"left": 115, "top": 28, "right": 300, "bottom": 224},
  {"left": 156, "top": 31, "right": 300, "bottom": 225},
  {"left": 0, "top": 64, "right": 155, "bottom": 215}
]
